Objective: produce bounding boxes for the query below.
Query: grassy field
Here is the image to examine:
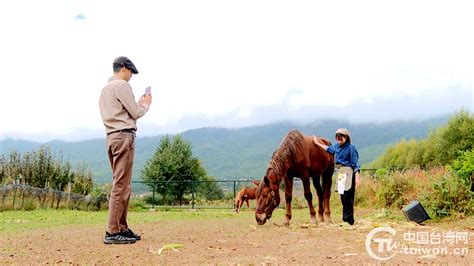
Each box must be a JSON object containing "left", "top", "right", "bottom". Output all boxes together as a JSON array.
[
  {"left": 1, "top": 206, "right": 473, "bottom": 234},
  {"left": 0, "top": 208, "right": 240, "bottom": 233}
]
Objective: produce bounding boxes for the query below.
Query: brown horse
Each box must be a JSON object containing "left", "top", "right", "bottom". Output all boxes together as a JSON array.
[
  {"left": 255, "top": 129, "right": 334, "bottom": 226},
  {"left": 235, "top": 180, "right": 260, "bottom": 213}
]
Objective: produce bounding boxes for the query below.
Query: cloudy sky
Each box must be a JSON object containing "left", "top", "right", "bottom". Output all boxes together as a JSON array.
[{"left": 0, "top": 0, "right": 472, "bottom": 142}]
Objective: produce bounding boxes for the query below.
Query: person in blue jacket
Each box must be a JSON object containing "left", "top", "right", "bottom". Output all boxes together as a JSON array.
[{"left": 313, "top": 128, "right": 361, "bottom": 225}]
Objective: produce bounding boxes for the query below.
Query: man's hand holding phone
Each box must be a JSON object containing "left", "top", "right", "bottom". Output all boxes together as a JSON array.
[
  {"left": 139, "top": 86, "right": 152, "bottom": 109},
  {"left": 145, "top": 86, "right": 151, "bottom": 96}
]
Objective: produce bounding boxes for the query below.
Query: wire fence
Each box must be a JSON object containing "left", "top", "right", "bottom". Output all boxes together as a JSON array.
[
  {"left": 0, "top": 169, "right": 381, "bottom": 211},
  {"left": 132, "top": 179, "right": 254, "bottom": 210},
  {"left": 132, "top": 168, "right": 380, "bottom": 210},
  {"left": 0, "top": 184, "right": 108, "bottom": 211}
]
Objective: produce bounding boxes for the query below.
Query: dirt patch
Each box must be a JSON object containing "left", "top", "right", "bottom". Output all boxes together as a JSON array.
[{"left": 0, "top": 209, "right": 472, "bottom": 264}]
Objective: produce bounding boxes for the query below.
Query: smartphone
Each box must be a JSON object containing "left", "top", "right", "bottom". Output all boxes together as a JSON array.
[{"left": 145, "top": 86, "right": 151, "bottom": 96}]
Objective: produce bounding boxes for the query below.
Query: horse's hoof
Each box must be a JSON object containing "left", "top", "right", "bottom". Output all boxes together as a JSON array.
[
  {"left": 317, "top": 216, "right": 324, "bottom": 223},
  {"left": 324, "top": 215, "right": 333, "bottom": 223},
  {"left": 310, "top": 217, "right": 317, "bottom": 224}
]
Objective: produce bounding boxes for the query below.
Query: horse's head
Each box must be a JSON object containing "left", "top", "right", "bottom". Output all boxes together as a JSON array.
[
  {"left": 255, "top": 168, "right": 281, "bottom": 225},
  {"left": 234, "top": 197, "right": 242, "bottom": 213},
  {"left": 234, "top": 190, "right": 243, "bottom": 213}
]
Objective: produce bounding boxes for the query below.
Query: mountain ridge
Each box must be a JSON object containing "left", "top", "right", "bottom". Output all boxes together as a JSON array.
[{"left": 0, "top": 116, "right": 449, "bottom": 185}]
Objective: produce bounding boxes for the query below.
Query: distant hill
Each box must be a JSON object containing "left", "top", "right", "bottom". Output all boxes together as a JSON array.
[{"left": 0, "top": 116, "right": 449, "bottom": 186}]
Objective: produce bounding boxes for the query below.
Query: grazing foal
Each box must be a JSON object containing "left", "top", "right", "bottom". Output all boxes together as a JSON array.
[{"left": 234, "top": 180, "right": 260, "bottom": 213}]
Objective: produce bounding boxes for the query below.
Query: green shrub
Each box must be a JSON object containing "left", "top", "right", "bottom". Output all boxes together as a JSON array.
[
  {"left": 22, "top": 199, "right": 37, "bottom": 211},
  {"left": 422, "top": 153, "right": 474, "bottom": 218},
  {"left": 423, "top": 172, "right": 473, "bottom": 218},
  {"left": 355, "top": 176, "right": 379, "bottom": 208},
  {"left": 223, "top": 191, "right": 235, "bottom": 201},
  {"left": 448, "top": 149, "right": 474, "bottom": 190},
  {"left": 372, "top": 109, "right": 473, "bottom": 169},
  {"left": 144, "top": 194, "right": 163, "bottom": 206},
  {"left": 375, "top": 168, "right": 388, "bottom": 178},
  {"left": 375, "top": 173, "right": 417, "bottom": 209},
  {"left": 129, "top": 200, "right": 148, "bottom": 212}
]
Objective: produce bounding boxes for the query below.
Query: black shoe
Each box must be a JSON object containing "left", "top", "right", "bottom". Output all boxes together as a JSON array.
[
  {"left": 120, "top": 229, "right": 141, "bottom": 241},
  {"left": 104, "top": 232, "right": 136, "bottom": 244},
  {"left": 343, "top": 217, "right": 355, "bottom": 225}
]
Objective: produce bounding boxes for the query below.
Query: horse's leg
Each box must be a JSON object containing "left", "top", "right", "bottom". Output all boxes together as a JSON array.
[
  {"left": 322, "top": 168, "right": 334, "bottom": 223},
  {"left": 236, "top": 199, "right": 242, "bottom": 213},
  {"left": 302, "top": 176, "right": 317, "bottom": 224},
  {"left": 245, "top": 198, "right": 250, "bottom": 208},
  {"left": 312, "top": 174, "right": 324, "bottom": 223},
  {"left": 283, "top": 177, "right": 293, "bottom": 226}
]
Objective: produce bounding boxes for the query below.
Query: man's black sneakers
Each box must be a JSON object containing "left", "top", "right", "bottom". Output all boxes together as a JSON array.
[
  {"left": 104, "top": 232, "right": 136, "bottom": 244},
  {"left": 120, "top": 229, "right": 141, "bottom": 241}
]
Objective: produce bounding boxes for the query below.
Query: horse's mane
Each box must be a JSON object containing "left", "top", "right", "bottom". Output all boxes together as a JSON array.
[{"left": 268, "top": 129, "right": 306, "bottom": 178}]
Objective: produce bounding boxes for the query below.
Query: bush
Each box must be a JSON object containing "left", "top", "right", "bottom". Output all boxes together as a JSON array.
[
  {"left": 448, "top": 149, "right": 474, "bottom": 191},
  {"left": 375, "top": 168, "right": 388, "bottom": 178},
  {"left": 22, "top": 199, "right": 37, "bottom": 211},
  {"left": 196, "top": 176, "right": 225, "bottom": 200},
  {"left": 129, "top": 200, "right": 148, "bottom": 212},
  {"left": 355, "top": 177, "right": 379, "bottom": 208},
  {"left": 423, "top": 172, "right": 473, "bottom": 218},
  {"left": 421, "top": 152, "right": 474, "bottom": 218},
  {"left": 144, "top": 194, "right": 163, "bottom": 206},
  {"left": 371, "top": 109, "right": 473, "bottom": 169},
  {"left": 223, "top": 191, "right": 235, "bottom": 201},
  {"left": 375, "top": 172, "right": 417, "bottom": 209}
]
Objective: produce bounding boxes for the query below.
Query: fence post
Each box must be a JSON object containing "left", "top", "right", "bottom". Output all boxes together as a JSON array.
[
  {"left": 21, "top": 185, "right": 25, "bottom": 209},
  {"left": 191, "top": 180, "right": 195, "bottom": 209},
  {"left": 12, "top": 185, "right": 17, "bottom": 209},
  {"left": 2, "top": 185, "right": 6, "bottom": 205},
  {"left": 67, "top": 182, "right": 71, "bottom": 205},
  {"left": 152, "top": 185, "right": 155, "bottom": 209},
  {"left": 233, "top": 181, "right": 236, "bottom": 202}
]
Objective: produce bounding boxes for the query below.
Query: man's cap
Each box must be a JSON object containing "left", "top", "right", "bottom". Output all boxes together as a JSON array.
[
  {"left": 335, "top": 128, "right": 350, "bottom": 137},
  {"left": 113, "top": 56, "right": 139, "bottom": 74}
]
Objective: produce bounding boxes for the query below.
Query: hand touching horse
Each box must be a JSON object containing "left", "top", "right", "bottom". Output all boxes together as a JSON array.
[{"left": 255, "top": 129, "right": 334, "bottom": 226}]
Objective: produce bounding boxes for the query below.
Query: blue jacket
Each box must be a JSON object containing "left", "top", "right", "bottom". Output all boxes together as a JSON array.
[{"left": 326, "top": 142, "right": 361, "bottom": 173}]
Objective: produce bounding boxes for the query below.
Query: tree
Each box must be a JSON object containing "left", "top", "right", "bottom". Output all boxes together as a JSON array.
[
  {"left": 30, "top": 145, "right": 54, "bottom": 188},
  {"left": 50, "top": 160, "right": 74, "bottom": 191},
  {"left": 71, "top": 162, "right": 93, "bottom": 195},
  {"left": 7, "top": 150, "right": 21, "bottom": 183},
  {"left": 438, "top": 109, "right": 474, "bottom": 165},
  {"left": 197, "top": 175, "right": 225, "bottom": 200},
  {"left": 141, "top": 134, "right": 207, "bottom": 204},
  {"left": 372, "top": 109, "right": 474, "bottom": 169}
]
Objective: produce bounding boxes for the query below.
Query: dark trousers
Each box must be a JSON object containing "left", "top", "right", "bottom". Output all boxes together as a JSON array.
[{"left": 340, "top": 173, "right": 356, "bottom": 225}]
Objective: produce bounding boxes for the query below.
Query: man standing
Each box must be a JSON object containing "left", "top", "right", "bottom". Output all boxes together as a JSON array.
[{"left": 99, "top": 56, "right": 152, "bottom": 244}]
